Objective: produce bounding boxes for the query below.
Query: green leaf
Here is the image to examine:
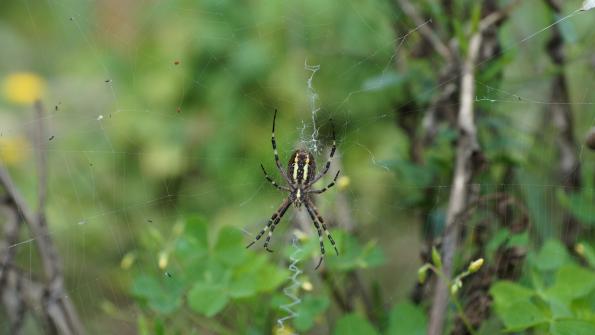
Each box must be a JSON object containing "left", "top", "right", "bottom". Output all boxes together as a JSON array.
[
  {"left": 387, "top": 302, "right": 427, "bottom": 335},
  {"left": 327, "top": 235, "right": 384, "bottom": 270},
  {"left": 185, "top": 215, "right": 209, "bottom": 246},
  {"left": 188, "top": 281, "right": 229, "bottom": 317},
  {"left": 533, "top": 239, "right": 569, "bottom": 271},
  {"left": 486, "top": 228, "right": 510, "bottom": 255},
  {"left": 558, "top": 189, "right": 595, "bottom": 225},
  {"left": 214, "top": 226, "right": 247, "bottom": 266},
  {"left": 174, "top": 236, "right": 209, "bottom": 273},
  {"left": 550, "top": 319, "right": 595, "bottom": 335},
  {"left": 496, "top": 300, "right": 549, "bottom": 331},
  {"left": 227, "top": 256, "right": 266, "bottom": 298},
  {"left": 546, "top": 297, "right": 573, "bottom": 319},
  {"left": 546, "top": 265, "right": 595, "bottom": 303},
  {"left": 253, "top": 262, "right": 288, "bottom": 292},
  {"left": 508, "top": 231, "right": 529, "bottom": 248},
  {"left": 577, "top": 242, "right": 595, "bottom": 268},
  {"left": 491, "top": 281, "right": 535, "bottom": 308},
  {"left": 333, "top": 314, "right": 378, "bottom": 335},
  {"left": 131, "top": 275, "right": 183, "bottom": 314},
  {"left": 294, "top": 296, "right": 330, "bottom": 331},
  {"left": 490, "top": 281, "right": 548, "bottom": 330},
  {"left": 187, "top": 260, "right": 232, "bottom": 316},
  {"left": 228, "top": 255, "right": 287, "bottom": 297}
]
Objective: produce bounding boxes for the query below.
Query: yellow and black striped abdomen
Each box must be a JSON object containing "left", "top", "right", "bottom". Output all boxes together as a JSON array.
[{"left": 287, "top": 149, "right": 316, "bottom": 185}]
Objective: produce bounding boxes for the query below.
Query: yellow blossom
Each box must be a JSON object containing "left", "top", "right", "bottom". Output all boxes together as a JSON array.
[
  {"left": 158, "top": 251, "right": 169, "bottom": 269},
  {"left": 337, "top": 176, "right": 350, "bottom": 190},
  {"left": 302, "top": 281, "right": 313, "bottom": 291},
  {"left": 575, "top": 243, "right": 585, "bottom": 256},
  {"left": 0, "top": 136, "right": 31, "bottom": 165},
  {"left": 120, "top": 252, "right": 136, "bottom": 269},
  {"left": 3, "top": 72, "right": 46, "bottom": 105},
  {"left": 274, "top": 325, "right": 296, "bottom": 335}
]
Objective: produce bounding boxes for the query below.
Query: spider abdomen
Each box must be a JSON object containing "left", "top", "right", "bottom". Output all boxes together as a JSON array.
[{"left": 287, "top": 149, "right": 316, "bottom": 185}]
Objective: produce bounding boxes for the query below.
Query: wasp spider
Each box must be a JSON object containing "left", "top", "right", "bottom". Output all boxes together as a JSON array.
[{"left": 246, "top": 109, "right": 340, "bottom": 269}]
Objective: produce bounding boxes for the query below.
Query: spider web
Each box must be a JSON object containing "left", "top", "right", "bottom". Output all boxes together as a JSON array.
[{"left": 0, "top": 0, "right": 594, "bottom": 333}]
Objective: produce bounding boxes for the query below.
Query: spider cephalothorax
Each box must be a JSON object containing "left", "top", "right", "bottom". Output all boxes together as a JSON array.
[{"left": 246, "top": 109, "right": 340, "bottom": 269}]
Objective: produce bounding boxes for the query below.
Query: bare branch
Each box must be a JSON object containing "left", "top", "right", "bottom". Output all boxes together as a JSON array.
[
  {"left": 478, "top": 0, "right": 522, "bottom": 32},
  {"left": 0, "top": 203, "right": 20, "bottom": 286},
  {"left": 395, "top": 0, "right": 453, "bottom": 62},
  {"left": 34, "top": 101, "right": 48, "bottom": 215},
  {"left": 428, "top": 31, "right": 484, "bottom": 335},
  {"left": 0, "top": 101, "right": 85, "bottom": 334}
]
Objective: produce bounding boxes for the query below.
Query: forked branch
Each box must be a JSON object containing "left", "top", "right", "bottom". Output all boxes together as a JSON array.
[{"left": 0, "top": 101, "right": 84, "bottom": 334}]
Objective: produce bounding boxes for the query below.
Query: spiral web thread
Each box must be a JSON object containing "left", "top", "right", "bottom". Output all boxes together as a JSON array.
[{"left": 276, "top": 235, "right": 303, "bottom": 333}]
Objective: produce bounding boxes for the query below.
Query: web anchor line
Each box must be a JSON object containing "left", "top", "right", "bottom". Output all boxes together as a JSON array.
[
  {"left": 276, "top": 235, "right": 303, "bottom": 334},
  {"left": 303, "top": 60, "right": 321, "bottom": 154}
]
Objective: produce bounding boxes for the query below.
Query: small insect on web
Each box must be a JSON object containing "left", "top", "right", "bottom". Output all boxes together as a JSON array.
[{"left": 246, "top": 109, "right": 340, "bottom": 269}]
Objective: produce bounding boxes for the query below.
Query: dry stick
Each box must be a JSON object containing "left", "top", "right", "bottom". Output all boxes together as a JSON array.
[
  {"left": 0, "top": 204, "right": 26, "bottom": 334},
  {"left": 543, "top": 0, "right": 582, "bottom": 247},
  {"left": 0, "top": 101, "right": 84, "bottom": 334},
  {"left": 428, "top": 32, "right": 483, "bottom": 335},
  {"left": 395, "top": 0, "right": 453, "bottom": 62},
  {"left": 425, "top": 1, "right": 522, "bottom": 330},
  {"left": 0, "top": 202, "right": 21, "bottom": 285},
  {"left": 4, "top": 266, "right": 44, "bottom": 333},
  {"left": 35, "top": 101, "right": 48, "bottom": 218}
]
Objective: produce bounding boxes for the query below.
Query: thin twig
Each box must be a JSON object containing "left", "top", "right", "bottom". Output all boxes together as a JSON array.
[
  {"left": 478, "top": 0, "right": 522, "bottom": 31},
  {"left": 395, "top": 0, "right": 453, "bottom": 62},
  {"left": 35, "top": 100, "right": 48, "bottom": 215}
]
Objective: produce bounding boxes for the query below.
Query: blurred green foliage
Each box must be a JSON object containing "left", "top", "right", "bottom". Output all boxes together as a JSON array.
[
  {"left": 491, "top": 240, "right": 595, "bottom": 335},
  {"left": 0, "top": 0, "right": 594, "bottom": 334}
]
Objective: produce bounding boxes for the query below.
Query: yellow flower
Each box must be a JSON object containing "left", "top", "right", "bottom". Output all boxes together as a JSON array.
[
  {"left": 302, "top": 281, "right": 313, "bottom": 291},
  {"left": 575, "top": 243, "right": 585, "bottom": 256},
  {"left": 3, "top": 72, "right": 46, "bottom": 105},
  {"left": 337, "top": 176, "right": 350, "bottom": 190},
  {"left": 274, "top": 325, "right": 296, "bottom": 335},
  {"left": 0, "top": 136, "right": 31, "bottom": 165},
  {"left": 158, "top": 251, "right": 169, "bottom": 269},
  {"left": 120, "top": 252, "right": 136, "bottom": 270}
]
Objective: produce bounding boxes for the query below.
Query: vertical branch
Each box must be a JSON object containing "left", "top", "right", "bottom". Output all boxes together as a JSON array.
[
  {"left": 543, "top": 0, "right": 582, "bottom": 247},
  {"left": 428, "top": 32, "right": 483, "bottom": 335},
  {"left": 30, "top": 101, "right": 61, "bottom": 283},
  {"left": 35, "top": 101, "right": 48, "bottom": 215},
  {"left": 0, "top": 203, "right": 21, "bottom": 286},
  {"left": 0, "top": 101, "right": 85, "bottom": 334}
]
